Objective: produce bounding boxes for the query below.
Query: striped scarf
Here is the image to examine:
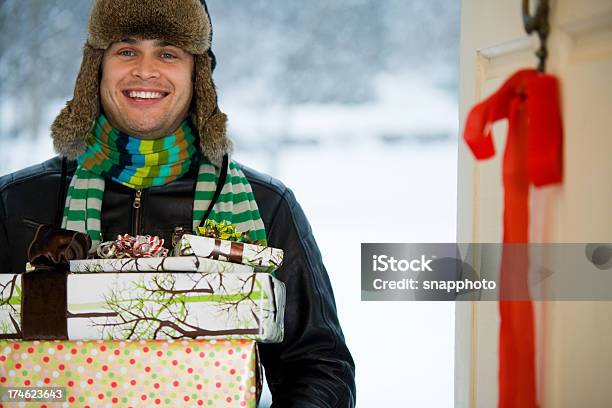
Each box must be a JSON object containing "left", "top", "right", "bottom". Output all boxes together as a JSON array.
[
  {"left": 63, "top": 116, "right": 266, "bottom": 252},
  {"left": 78, "top": 115, "right": 197, "bottom": 189}
]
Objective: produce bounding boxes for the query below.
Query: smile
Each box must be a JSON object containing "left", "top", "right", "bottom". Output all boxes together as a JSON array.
[
  {"left": 122, "top": 89, "right": 170, "bottom": 108},
  {"left": 123, "top": 90, "right": 169, "bottom": 99}
]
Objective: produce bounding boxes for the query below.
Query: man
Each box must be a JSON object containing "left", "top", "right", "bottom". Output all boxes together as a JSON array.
[{"left": 0, "top": 0, "right": 356, "bottom": 406}]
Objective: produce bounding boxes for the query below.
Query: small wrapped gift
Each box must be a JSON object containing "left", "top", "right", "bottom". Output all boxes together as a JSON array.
[
  {"left": 175, "top": 234, "right": 284, "bottom": 273},
  {"left": 0, "top": 339, "right": 261, "bottom": 407}
]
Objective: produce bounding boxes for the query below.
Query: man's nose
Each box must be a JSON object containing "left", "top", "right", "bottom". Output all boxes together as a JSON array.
[{"left": 131, "top": 55, "right": 160, "bottom": 80}]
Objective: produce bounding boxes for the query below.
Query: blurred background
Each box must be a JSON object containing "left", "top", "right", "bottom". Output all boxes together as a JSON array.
[{"left": 0, "top": 1, "right": 459, "bottom": 406}]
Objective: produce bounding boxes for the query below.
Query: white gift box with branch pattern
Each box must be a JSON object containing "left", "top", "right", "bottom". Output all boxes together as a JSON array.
[
  {"left": 0, "top": 266, "right": 286, "bottom": 342},
  {"left": 175, "top": 234, "right": 284, "bottom": 273},
  {"left": 0, "top": 274, "right": 20, "bottom": 338},
  {"left": 66, "top": 270, "right": 285, "bottom": 343},
  {"left": 69, "top": 256, "right": 256, "bottom": 274}
]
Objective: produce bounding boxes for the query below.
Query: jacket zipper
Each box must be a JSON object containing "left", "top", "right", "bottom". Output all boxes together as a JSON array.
[{"left": 132, "top": 189, "right": 143, "bottom": 236}]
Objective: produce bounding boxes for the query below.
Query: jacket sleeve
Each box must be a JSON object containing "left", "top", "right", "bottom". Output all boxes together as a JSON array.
[
  {"left": 259, "top": 187, "right": 356, "bottom": 408},
  {"left": 0, "top": 190, "right": 11, "bottom": 274}
]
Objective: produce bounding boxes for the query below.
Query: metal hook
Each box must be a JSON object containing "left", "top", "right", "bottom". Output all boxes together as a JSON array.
[{"left": 522, "top": 0, "right": 550, "bottom": 72}]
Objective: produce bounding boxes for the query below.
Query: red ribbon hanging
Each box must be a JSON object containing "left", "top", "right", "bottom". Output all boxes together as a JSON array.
[{"left": 463, "top": 68, "right": 563, "bottom": 408}]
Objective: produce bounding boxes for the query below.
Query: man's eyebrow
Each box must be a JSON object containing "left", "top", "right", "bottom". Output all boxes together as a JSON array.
[
  {"left": 117, "top": 38, "right": 175, "bottom": 47},
  {"left": 154, "top": 40, "right": 174, "bottom": 47}
]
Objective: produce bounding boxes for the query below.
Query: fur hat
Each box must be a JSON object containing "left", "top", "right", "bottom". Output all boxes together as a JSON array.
[{"left": 51, "top": 0, "right": 231, "bottom": 166}]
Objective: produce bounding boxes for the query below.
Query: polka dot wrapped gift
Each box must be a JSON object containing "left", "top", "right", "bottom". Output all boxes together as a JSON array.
[{"left": 0, "top": 339, "right": 260, "bottom": 407}]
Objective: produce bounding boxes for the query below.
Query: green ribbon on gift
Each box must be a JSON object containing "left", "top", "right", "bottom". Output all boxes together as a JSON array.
[{"left": 196, "top": 219, "right": 259, "bottom": 244}]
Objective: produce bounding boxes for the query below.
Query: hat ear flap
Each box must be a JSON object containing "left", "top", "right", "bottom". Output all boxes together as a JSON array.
[
  {"left": 52, "top": 45, "right": 103, "bottom": 159},
  {"left": 192, "top": 53, "right": 232, "bottom": 167}
]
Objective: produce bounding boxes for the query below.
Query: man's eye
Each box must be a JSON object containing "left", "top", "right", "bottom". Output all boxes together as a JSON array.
[
  {"left": 118, "top": 50, "right": 136, "bottom": 57},
  {"left": 161, "top": 52, "right": 177, "bottom": 59}
]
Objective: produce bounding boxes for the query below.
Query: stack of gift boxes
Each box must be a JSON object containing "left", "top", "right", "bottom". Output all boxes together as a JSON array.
[{"left": 0, "top": 228, "right": 285, "bottom": 407}]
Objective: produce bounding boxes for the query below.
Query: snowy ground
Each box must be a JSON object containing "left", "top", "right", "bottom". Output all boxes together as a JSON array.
[{"left": 236, "top": 140, "right": 457, "bottom": 408}]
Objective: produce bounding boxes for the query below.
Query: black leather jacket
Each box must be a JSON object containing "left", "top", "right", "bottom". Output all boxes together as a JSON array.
[{"left": 0, "top": 156, "right": 356, "bottom": 408}]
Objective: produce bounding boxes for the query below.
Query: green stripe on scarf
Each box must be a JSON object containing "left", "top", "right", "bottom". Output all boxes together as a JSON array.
[{"left": 63, "top": 115, "right": 267, "bottom": 251}]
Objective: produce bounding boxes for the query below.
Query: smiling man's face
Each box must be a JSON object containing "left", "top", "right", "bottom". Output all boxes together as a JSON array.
[{"left": 100, "top": 38, "right": 195, "bottom": 139}]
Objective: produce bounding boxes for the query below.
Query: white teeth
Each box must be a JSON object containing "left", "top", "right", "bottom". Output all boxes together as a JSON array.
[{"left": 128, "top": 91, "right": 165, "bottom": 99}]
